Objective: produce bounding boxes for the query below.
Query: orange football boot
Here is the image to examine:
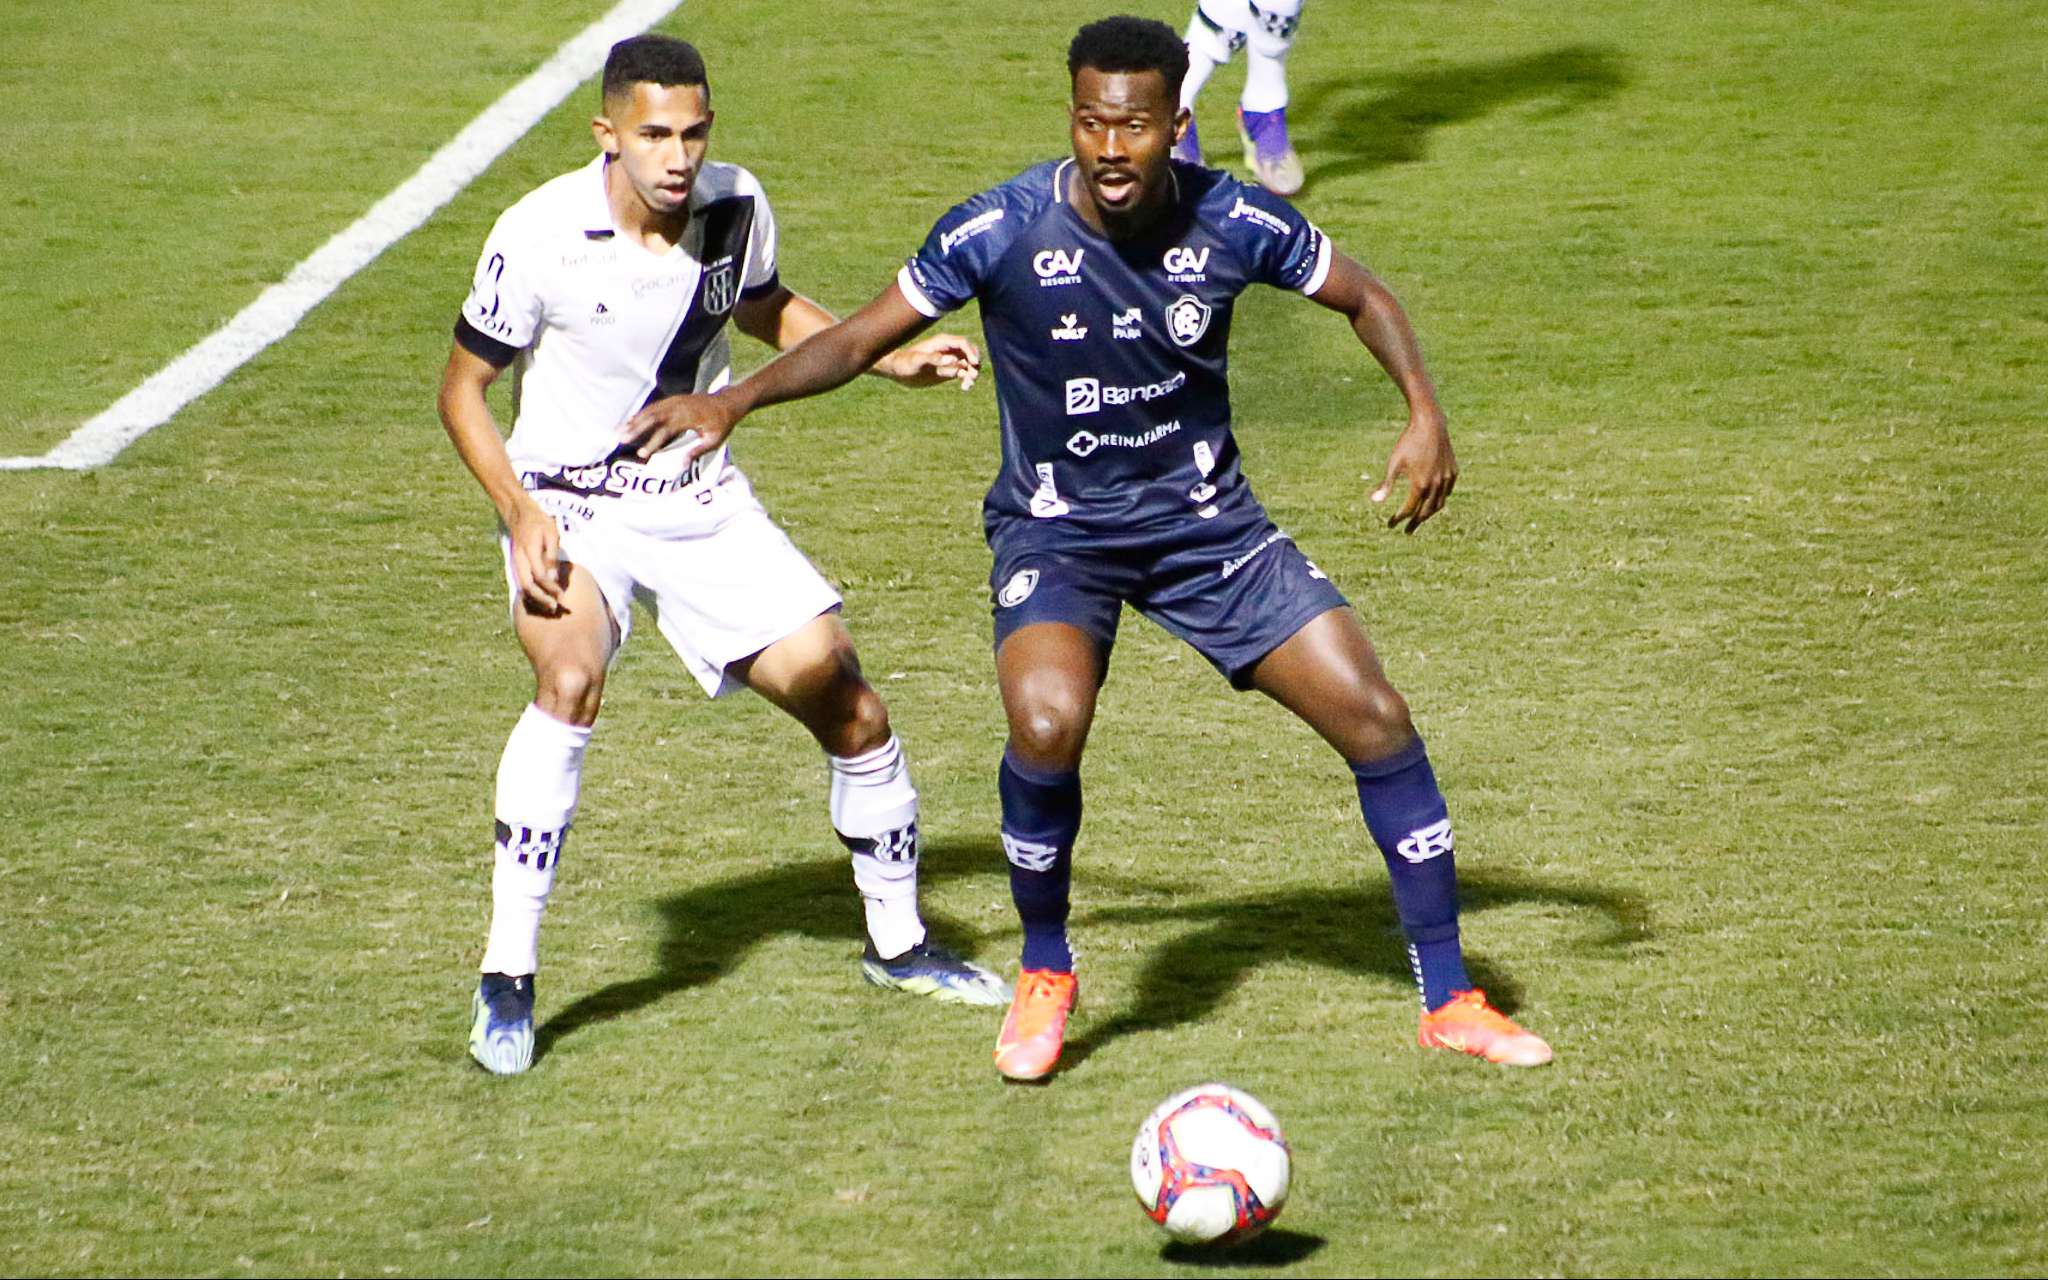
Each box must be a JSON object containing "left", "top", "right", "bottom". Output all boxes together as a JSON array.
[
  {"left": 1417, "top": 989, "right": 1553, "bottom": 1067},
  {"left": 993, "top": 968, "right": 1078, "bottom": 1081}
]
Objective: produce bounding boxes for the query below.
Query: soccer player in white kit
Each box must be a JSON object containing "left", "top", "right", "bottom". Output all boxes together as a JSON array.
[
  {"left": 437, "top": 35, "right": 1004, "bottom": 1076},
  {"left": 1171, "top": 0, "right": 1308, "bottom": 196}
]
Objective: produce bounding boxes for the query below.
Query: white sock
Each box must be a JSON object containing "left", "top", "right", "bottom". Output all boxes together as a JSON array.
[
  {"left": 829, "top": 735, "right": 926, "bottom": 959},
  {"left": 1242, "top": 49, "right": 1292, "bottom": 113},
  {"left": 480, "top": 703, "right": 591, "bottom": 976},
  {"left": 1241, "top": 0, "right": 1302, "bottom": 113},
  {"left": 1183, "top": 3, "right": 1237, "bottom": 109}
]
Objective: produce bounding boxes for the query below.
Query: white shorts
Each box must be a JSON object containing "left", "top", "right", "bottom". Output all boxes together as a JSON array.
[{"left": 500, "top": 465, "right": 842, "bottom": 697}]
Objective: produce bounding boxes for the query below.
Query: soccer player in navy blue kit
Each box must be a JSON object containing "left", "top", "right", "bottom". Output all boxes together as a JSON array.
[{"left": 626, "top": 16, "right": 1552, "bottom": 1079}]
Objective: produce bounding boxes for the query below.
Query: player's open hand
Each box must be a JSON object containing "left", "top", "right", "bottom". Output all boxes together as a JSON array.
[
  {"left": 506, "top": 497, "right": 569, "bottom": 615},
  {"left": 877, "top": 333, "right": 982, "bottom": 390},
  {"left": 1370, "top": 412, "right": 1458, "bottom": 534},
  {"left": 620, "top": 392, "right": 740, "bottom": 463}
]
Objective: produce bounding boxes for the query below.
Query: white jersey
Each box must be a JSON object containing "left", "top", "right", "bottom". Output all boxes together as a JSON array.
[{"left": 456, "top": 155, "right": 780, "bottom": 502}]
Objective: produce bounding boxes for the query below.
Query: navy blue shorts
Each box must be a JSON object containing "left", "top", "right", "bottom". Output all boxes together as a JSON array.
[{"left": 988, "top": 518, "right": 1349, "bottom": 689}]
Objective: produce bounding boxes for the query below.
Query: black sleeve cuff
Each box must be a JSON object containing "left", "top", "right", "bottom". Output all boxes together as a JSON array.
[
  {"left": 454, "top": 316, "right": 520, "bottom": 368},
  {"left": 738, "top": 271, "right": 783, "bottom": 303}
]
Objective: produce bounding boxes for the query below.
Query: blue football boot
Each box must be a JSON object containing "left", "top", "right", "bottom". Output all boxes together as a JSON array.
[
  {"left": 861, "top": 940, "right": 1011, "bottom": 1007},
  {"left": 468, "top": 972, "right": 535, "bottom": 1075}
]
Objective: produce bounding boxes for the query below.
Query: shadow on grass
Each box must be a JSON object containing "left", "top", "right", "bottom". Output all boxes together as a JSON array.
[
  {"left": 1162, "top": 1227, "right": 1327, "bottom": 1267},
  {"left": 1058, "top": 867, "right": 1650, "bottom": 1070},
  {"left": 1286, "top": 44, "right": 1629, "bottom": 185},
  {"left": 531, "top": 844, "right": 994, "bottom": 1063},
  {"left": 533, "top": 835, "right": 1648, "bottom": 1068}
]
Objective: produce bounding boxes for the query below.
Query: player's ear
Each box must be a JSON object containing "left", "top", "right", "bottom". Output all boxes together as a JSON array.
[
  {"left": 591, "top": 113, "right": 619, "bottom": 158},
  {"left": 1173, "top": 106, "right": 1190, "bottom": 145}
]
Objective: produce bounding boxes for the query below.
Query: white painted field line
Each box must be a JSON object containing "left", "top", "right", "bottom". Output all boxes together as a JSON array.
[{"left": 0, "top": 0, "right": 684, "bottom": 472}]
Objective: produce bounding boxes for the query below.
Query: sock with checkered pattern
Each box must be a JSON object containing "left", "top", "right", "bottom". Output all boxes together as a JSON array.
[{"left": 480, "top": 703, "right": 589, "bottom": 977}]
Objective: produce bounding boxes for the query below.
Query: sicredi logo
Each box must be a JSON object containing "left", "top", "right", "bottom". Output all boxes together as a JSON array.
[{"left": 1033, "top": 248, "right": 1085, "bottom": 285}]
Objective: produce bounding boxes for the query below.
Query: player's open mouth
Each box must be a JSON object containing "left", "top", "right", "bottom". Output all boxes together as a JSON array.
[{"left": 1094, "top": 170, "right": 1138, "bottom": 204}]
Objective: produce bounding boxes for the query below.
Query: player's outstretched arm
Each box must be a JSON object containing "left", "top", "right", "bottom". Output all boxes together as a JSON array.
[
  {"left": 732, "top": 286, "right": 981, "bottom": 389},
  {"left": 1308, "top": 251, "right": 1458, "bottom": 533},
  {"left": 620, "top": 281, "right": 948, "bottom": 462},
  {"left": 437, "top": 344, "right": 569, "bottom": 614}
]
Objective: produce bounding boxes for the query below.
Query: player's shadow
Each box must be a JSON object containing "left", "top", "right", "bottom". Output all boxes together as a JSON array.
[
  {"left": 1057, "top": 868, "right": 1649, "bottom": 1070},
  {"left": 531, "top": 840, "right": 1002, "bottom": 1063},
  {"left": 1289, "top": 44, "right": 1630, "bottom": 185},
  {"left": 533, "top": 834, "right": 1647, "bottom": 1071}
]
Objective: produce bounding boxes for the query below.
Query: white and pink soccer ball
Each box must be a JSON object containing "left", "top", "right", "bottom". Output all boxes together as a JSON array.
[{"left": 1130, "top": 1084, "right": 1292, "bottom": 1245}]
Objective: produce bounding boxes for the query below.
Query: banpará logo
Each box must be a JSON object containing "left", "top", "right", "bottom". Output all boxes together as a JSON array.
[
  {"left": 1033, "top": 248, "right": 1085, "bottom": 285},
  {"left": 998, "top": 568, "right": 1041, "bottom": 606},
  {"left": 940, "top": 207, "right": 1004, "bottom": 254},
  {"left": 1163, "top": 245, "right": 1210, "bottom": 279},
  {"left": 1396, "top": 818, "right": 1455, "bottom": 864},
  {"left": 1064, "top": 371, "right": 1186, "bottom": 414},
  {"left": 1166, "top": 293, "right": 1212, "bottom": 346}
]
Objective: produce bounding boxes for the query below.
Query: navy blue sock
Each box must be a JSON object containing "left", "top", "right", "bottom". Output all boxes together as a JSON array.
[
  {"left": 999, "top": 749, "right": 1082, "bottom": 972},
  {"left": 1352, "top": 737, "right": 1471, "bottom": 1011}
]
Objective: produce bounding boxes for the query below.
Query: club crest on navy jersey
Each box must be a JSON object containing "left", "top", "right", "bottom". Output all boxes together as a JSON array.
[{"left": 1166, "top": 293, "right": 1212, "bottom": 347}]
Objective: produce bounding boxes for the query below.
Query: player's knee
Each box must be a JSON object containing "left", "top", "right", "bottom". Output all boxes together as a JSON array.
[
  {"left": 834, "top": 683, "right": 893, "bottom": 756},
  {"left": 535, "top": 662, "right": 605, "bottom": 726},
  {"left": 1349, "top": 680, "right": 1414, "bottom": 758},
  {"left": 1008, "top": 697, "right": 1090, "bottom": 771}
]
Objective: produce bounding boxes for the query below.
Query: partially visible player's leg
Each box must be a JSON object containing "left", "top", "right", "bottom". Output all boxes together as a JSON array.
[
  {"left": 472, "top": 560, "right": 618, "bottom": 1075},
  {"left": 735, "top": 612, "right": 1008, "bottom": 1006},
  {"left": 1236, "top": 0, "right": 1306, "bottom": 195},
  {"left": 991, "top": 621, "right": 1104, "bottom": 1080},
  {"left": 1178, "top": 0, "right": 1250, "bottom": 164},
  {"left": 1250, "top": 608, "right": 1550, "bottom": 1066}
]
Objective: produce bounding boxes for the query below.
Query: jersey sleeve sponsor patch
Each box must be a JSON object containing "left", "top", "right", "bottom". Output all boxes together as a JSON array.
[
  {"left": 903, "top": 184, "right": 1026, "bottom": 316},
  {"left": 459, "top": 211, "right": 546, "bottom": 360},
  {"left": 1225, "top": 180, "right": 1331, "bottom": 295}
]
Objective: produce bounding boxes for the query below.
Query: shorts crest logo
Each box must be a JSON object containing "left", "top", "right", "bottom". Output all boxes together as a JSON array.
[
  {"left": 998, "top": 569, "right": 1040, "bottom": 607},
  {"left": 1166, "top": 293, "right": 1212, "bottom": 347}
]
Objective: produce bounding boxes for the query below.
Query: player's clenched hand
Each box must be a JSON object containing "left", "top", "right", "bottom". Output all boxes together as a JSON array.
[
  {"left": 876, "top": 333, "right": 982, "bottom": 391},
  {"left": 620, "top": 393, "right": 736, "bottom": 463},
  {"left": 506, "top": 497, "right": 569, "bottom": 615},
  {"left": 1370, "top": 412, "right": 1458, "bottom": 534}
]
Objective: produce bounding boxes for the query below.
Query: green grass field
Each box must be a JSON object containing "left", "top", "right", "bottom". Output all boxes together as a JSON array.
[{"left": 4, "top": 0, "right": 2044, "bottom": 1273}]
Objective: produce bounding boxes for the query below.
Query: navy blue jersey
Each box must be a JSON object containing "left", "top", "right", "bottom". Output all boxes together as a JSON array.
[{"left": 897, "top": 158, "right": 1331, "bottom": 553}]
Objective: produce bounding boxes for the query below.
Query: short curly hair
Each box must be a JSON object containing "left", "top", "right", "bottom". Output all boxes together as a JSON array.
[
  {"left": 1067, "top": 15, "right": 1189, "bottom": 101},
  {"left": 602, "top": 34, "right": 710, "bottom": 105}
]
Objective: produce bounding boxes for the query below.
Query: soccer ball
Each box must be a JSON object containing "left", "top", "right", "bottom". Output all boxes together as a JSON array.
[{"left": 1130, "top": 1084, "right": 1291, "bottom": 1245}]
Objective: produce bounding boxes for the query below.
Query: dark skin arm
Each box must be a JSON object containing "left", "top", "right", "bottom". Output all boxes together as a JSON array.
[
  {"left": 1306, "top": 249, "right": 1457, "bottom": 533},
  {"left": 620, "top": 284, "right": 962, "bottom": 461}
]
